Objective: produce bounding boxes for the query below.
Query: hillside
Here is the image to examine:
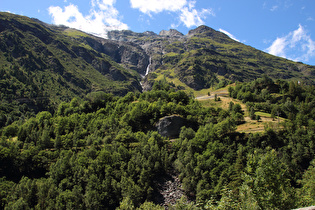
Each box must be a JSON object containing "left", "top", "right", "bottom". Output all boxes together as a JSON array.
[
  {"left": 1, "top": 78, "right": 315, "bottom": 209},
  {"left": 0, "top": 12, "right": 145, "bottom": 119},
  {"left": 2, "top": 12, "right": 315, "bottom": 209},
  {"left": 108, "top": 26, "right": 315, "bottom": 91},
  {"left": 1, "top": 12, "right": 315, "bottom": 111}
]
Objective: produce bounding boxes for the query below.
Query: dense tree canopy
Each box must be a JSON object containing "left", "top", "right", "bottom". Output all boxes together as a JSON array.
[{"left": 1, "top": 78, "right": 315, "bottom": 209}]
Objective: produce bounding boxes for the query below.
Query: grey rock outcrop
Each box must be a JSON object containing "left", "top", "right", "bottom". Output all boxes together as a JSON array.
[
  {"left": 107, "top": 29, "right": 186, "bottom": 77},
  {"left": 81, "top": 36, "right": 150, "bottom": 76},
  {"left": 107, "top": 30, "right": 158, "bottom": 42},
  {"left": 159, "top": 29, "right": 184, "bottom": 37},
  {"left": 156, "top": 115, "right": 187, "bottom": 138}
]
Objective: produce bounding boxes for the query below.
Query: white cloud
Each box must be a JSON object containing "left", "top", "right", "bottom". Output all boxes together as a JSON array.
[
  {"left": 291, "top": 24, "right": 304, "bottom": 47},
  {"left": 263, "top": 1, "right": 292, "bottom": 11},
  {"left": 180, "top": 7, "right": 213, "bottom": 28},
  {"left": 130, "top": 0, "right": 214, "bottom": 28},
  {"left": 270, "top": 5, "right": 279, "bottom": 12},
  {"left": 219, "top": 29, "right": 240, "bottom": 42},
  {"left": 130, "top": 0, "right": 187, "bottom": 14},
  {"left": 267, "top": 37, "right": 287, "bottom": 58},
  {"left": 48, "top": 0, "right": 128, "bottom": 38},
  {"left": 266, "top": 24, "right": 315, "bottom": 63},
  {"left": 263, "top": 39, "right": 271, "bottom": 44}
]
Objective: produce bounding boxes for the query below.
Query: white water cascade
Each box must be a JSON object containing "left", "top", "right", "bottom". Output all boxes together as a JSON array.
[
  {"left": 141, "top": 57, "right": 151, "bottom": 78},
  {"left": 145, "top": 57, "right": 151, "bottom": 76},
  {"left": 140, "top": 57, "right": 151, "bottom": 90}
]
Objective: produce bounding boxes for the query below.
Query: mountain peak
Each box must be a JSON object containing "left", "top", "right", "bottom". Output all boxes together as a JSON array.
[
  {"left": 159, "top": 29, "right": 184, "bottom": 37},
  {"left": 187, "top": 25, "right": 235, "bottom": 44},
  {"left": 187, "top": 25, "right": 215, "bottom": 36}
]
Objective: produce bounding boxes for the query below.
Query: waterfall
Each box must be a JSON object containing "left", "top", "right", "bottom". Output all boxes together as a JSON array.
[
  {"left": 140, "top": 56, "right": 151, "bottom": 90},
  {"left": 141, "top": 57, "right": 151, "bottom": 78},
  {"left": 145, "top": 57, "right": 151, "bottom": 76}
]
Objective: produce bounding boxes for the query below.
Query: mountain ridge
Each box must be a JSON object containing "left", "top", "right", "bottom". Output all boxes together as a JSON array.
[
  {"left": 1, "top": 12, "right": 315, "bottom": 100},
  {"left": 106, "top": 24, "right": 315, "bottom": 91}
]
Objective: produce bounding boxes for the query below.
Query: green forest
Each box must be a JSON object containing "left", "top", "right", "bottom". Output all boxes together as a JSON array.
[{"left": 1, "top": 77, "right": 315, "bottom": 209}]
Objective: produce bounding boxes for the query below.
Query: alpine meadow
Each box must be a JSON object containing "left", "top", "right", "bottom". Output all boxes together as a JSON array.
[{"left": 1, "top": 12, "right": 315, "bottom": 209}]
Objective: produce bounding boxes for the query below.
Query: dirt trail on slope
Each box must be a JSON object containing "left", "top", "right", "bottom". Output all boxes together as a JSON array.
[{"left": 196, "top": 89, "right": 229, "bottom": 100}]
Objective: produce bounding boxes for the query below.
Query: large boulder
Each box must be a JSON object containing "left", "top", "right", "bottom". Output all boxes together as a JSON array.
[{"left": 156, "top": 115, "right": 187, "bottom": 138}]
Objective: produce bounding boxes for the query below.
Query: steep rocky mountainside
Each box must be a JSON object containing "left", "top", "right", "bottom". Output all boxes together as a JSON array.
[
  {"left": 1, "top": 11, "right": 315, "bottom": 109},
  {"left": 108, "top": 26, "right": 315, "bottom": 91},
  {"left": 0, "top": 12, "right": 145, "bottom": 114}
]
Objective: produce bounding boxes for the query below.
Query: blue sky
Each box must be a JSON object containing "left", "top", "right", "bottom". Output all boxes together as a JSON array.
[{"left": 2, "top": 0, "right": 315, "bottom": 65}]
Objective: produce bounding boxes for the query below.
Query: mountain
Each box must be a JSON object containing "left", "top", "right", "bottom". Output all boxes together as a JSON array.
[
  {"left": 1, "top": 12, "right": 315, "bottom": 118},
  {"left": 2, "top": 13, "right": 315, "bottom": 209},
  {"left": 108, "top": 26, "right": 315, "bottom": 91},
  {"left": 0, "top": 12, "right": 146, "bottom": 113}
]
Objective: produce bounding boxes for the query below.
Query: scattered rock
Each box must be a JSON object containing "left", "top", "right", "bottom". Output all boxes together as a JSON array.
[{"left": 152, "top": 171, "right": 185, "bottom": 209}]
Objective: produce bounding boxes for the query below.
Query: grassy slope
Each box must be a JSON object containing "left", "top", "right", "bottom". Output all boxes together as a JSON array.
[{"left": 196, "top": 86, "right": 284, "bottom": 133}]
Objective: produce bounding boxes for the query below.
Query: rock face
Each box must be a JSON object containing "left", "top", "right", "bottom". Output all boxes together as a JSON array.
[
  {"left": 156, "top": 115, "right": 187, "bottom": 138},
  {"left": 107, "top": 30, "right": 158, "bottom": 42},
  {"left": 79, "top": 36, "right": 150, "bottom": 76},
  {"left": 159, "top": 29, "right": 184, "bottom": 37},
  {"left": 107, "top": 29, "right": 185, "bottom": 74}
]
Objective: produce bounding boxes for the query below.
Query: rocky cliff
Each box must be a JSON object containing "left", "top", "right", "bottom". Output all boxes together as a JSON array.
[{"left": 75, "top": 35, "right": 150, "bottom": 76}]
